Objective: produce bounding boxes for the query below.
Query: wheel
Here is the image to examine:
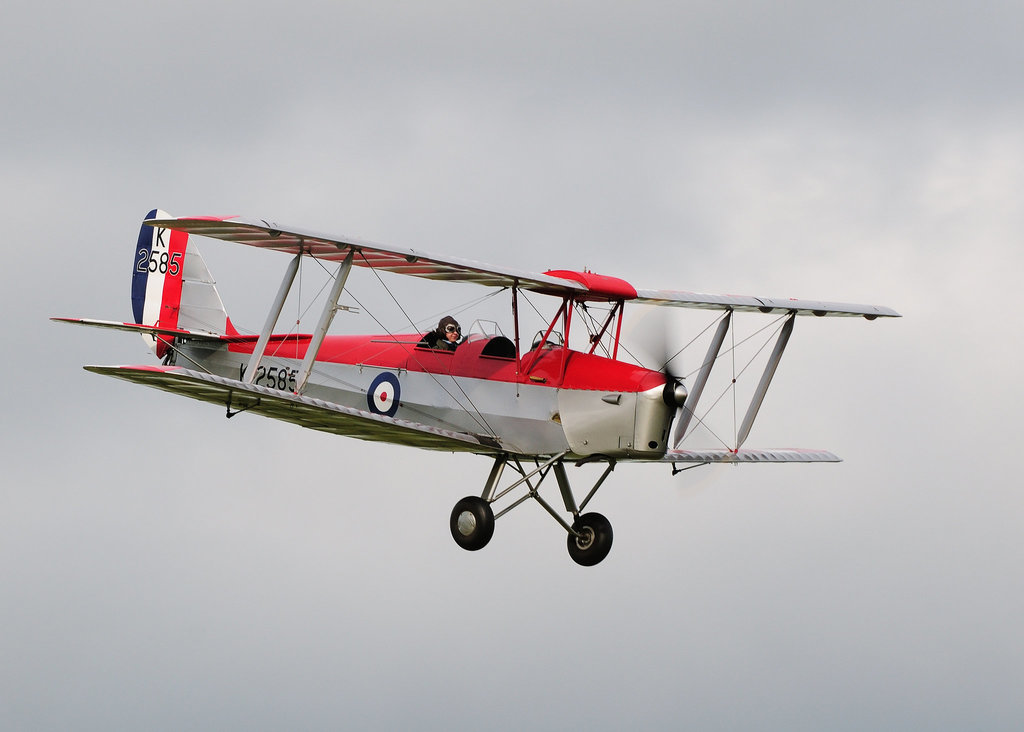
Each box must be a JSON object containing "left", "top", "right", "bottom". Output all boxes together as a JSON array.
[
  {"left": 450, "top": 496, "right": 495, "bottom": 551},
  {"left": 567, "top": 512, "right": 613, "bottom": 566}
]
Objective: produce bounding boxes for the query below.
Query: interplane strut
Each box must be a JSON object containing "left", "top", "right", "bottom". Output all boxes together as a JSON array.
[{"left": 295, "top": 251, "right": 356, "bottom": 395}]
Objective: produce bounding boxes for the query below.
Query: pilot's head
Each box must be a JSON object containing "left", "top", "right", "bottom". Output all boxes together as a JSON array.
[{"left": 438, "top": 315, "right": 461, "bottom": 343}]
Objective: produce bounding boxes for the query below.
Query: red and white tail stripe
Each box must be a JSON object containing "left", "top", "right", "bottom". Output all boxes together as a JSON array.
[{"left": 130, "top": 209, "right": 233, "bottom": 354}]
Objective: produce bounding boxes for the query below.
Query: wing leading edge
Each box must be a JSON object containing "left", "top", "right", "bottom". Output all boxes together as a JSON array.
[{"left": 85, "top": 365, "right": 504, "bottom": 454}]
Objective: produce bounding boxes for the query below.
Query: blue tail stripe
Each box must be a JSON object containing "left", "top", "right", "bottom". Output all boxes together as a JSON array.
[{"left": 130, "top": 209, "right": 158, "bottom": 324}]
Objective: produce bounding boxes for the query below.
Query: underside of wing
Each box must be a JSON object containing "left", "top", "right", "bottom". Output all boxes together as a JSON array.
[
  {"left": 634, "top": 290, "right": 900, "bottom": 318},
  {"left": 144, "top": 215, "right": 587, "bottom": 297},
  {"left": 85, "top": 365, "right": 504, "bottom": 454},
  {"left": 646, "top": 448, "right": 843, "bottom": 463}
]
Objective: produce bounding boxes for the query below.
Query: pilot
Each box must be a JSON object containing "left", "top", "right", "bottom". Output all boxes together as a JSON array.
[{"left": 420, "top": 315, "right": 463, "bottom": 351}]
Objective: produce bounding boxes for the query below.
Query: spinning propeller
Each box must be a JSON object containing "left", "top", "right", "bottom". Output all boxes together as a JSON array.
[
  {"left": 631, "top": 308, "right": 735, "bottom": 450},
  {"left": 627, "top": 309, "right": 691, "bottom": 449}
]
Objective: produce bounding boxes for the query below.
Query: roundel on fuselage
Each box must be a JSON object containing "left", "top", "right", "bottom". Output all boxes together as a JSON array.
[{"left": 367, "top": 372, "right": 401, "bottom": 417}]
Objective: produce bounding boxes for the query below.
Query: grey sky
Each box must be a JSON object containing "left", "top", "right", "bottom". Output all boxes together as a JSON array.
[{"left": 3, "top": 2, "right": 1022, "bottom": 730}]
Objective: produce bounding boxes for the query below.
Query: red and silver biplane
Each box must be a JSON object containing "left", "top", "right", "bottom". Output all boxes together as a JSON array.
[{"left": 55, "top": 210, "right": 898, "bottom": 566}]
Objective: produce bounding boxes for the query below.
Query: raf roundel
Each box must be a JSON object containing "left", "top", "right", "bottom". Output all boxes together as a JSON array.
[{"left": 367, "top": 372, "right": 401, "bottom": 418}]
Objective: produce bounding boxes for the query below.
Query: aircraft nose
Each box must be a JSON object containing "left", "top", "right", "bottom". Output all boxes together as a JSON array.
[{"left": 662, "top": 380, "right": 688, "bottom": 408}]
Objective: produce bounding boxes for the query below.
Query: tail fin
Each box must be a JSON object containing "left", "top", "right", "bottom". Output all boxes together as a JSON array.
[{"left": 131, "top": 209, "right": 234, "bottom": 354}]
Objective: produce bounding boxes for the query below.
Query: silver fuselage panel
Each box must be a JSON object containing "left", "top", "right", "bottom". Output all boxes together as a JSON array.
[{"left": 177, "top": 339, "right": 674, "bottom": 459}]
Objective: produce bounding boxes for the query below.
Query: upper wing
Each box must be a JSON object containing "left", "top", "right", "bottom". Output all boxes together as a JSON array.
[
  {"left": 86, "top": 365, "right": 505, "bottom": 454},
  {"left": 146, "top": 215, "right": 899, "bottom": 317},
  {"left": 634, "top": 290, "right": 900, "bottom": 318},
  {"left": 145, "top": 215, "right": 587, "bottom": 296}
]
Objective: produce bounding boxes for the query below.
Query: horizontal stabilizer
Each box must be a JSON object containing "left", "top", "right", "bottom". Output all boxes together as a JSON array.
[
  {"left": 52, "top": 317, "right": 310, "bottom": 344},
  {"left": 52, "top": 317, "right": 225, "bottom": 341},
  {"left": 656, "top": 448, "right": 842, "bottom": 463},
  {"left": 84, "top": 365, "right": 503, "bottom": 454}
]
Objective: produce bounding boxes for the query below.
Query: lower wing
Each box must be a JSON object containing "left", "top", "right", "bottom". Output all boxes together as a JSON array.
[
  {"left": 85, "top": 365, "right": 504, "bottom": 454},
  {"left": 632, "top": 448, "right": 842, "bottom": 463}
]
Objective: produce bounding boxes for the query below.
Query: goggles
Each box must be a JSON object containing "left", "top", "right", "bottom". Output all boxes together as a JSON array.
[{"left": 445, "top": 324, "right": 461, "bottom": 334}]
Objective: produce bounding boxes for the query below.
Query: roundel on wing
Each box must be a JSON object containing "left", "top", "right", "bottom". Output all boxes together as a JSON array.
[{"left": 367, "top": 372, "right": 401, "bottom": 418}]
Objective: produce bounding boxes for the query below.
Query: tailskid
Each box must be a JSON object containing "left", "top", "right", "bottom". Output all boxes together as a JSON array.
[{"left": 450, "top": 453, "right": 617, "bottom": 566}]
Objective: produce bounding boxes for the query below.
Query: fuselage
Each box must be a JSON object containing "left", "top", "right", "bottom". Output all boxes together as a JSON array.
[{"left": 176, "top": 331, "right": 675, "bottom": 458}]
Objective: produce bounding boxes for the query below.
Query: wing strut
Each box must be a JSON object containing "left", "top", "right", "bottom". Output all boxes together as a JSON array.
[
  {"left": 736, "top": 312, "right": 795, "bottom": 448},
  {"left": 673, "top": 310, "right": 732, "bottom": 447},
  {"left": 244, "top": 253, "right": 301, "bottom": 384},
  {"left": 295, "top": 250, "right": 355, "bottom": 395}
]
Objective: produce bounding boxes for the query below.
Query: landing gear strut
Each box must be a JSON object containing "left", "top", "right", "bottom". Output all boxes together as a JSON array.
[{"left": 448, "top": 452, "right": 616, "bottom": 566}]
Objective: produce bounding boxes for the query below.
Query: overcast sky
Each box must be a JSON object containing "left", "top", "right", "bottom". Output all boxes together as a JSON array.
[{"left": 3, "top": 2, "right": 1022, "bottom": 730}]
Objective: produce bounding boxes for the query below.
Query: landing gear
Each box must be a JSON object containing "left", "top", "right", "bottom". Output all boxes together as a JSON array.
[
  {"left": 449, "top": 496, "right": 494, "bottom": 551},
  {"left": 449, "top": 453, "right": 617, "bottom": 566},
  {"left": 567, "top": 512, "right": 613, "bottom": 566}
]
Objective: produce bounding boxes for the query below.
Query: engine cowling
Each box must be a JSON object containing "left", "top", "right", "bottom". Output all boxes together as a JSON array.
[{"left": 558, "top": 384, "right": 676, "bottom": 458}]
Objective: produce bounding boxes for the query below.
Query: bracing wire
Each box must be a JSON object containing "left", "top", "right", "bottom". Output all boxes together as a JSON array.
[
  {"left": 362, "top": 258, "right": 499, "bottom": 435},
  {"left": 414, "top": 288, "right": 507, "bottom": 333},
  {"left": 293, "top": 255, "right": 497, "bottom": 436},
  {"left": 577, "top": 301, "right": 612, "bottom": 358},
  {"left": 675, "top": 314, "right": 791, "bottom": 451},
  {"left": 350, "top": 253, "right": 500, "bottom": 437}
]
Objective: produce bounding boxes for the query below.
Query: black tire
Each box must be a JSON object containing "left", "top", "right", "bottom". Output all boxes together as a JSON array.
[
  {"left": 450, "top": 496, "right": 495, "bottom": 551},
  {"left": 567, "top": 512, "right": 613, "bottom": 566}
]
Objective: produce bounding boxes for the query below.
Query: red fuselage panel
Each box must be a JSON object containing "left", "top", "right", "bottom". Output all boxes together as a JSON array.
[{"left": 229, "top": 333, "right": 664, "bottom": 393}]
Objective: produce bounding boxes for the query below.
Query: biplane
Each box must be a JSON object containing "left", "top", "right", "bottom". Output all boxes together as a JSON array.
[{"left": 55, "top": 210, "right": 899, "bottom": 566}]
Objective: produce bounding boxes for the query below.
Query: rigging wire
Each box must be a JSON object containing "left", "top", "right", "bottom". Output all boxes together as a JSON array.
[
  {"left": 574, "top": 301, "right": 613, "bottom": 358},
  {"left": 358, "top": 256, "right": 499, "bottom": 436},
  {"left": 338, "top": 253, "right": 499, "bottom": 438},
  {"left": 284, "top": 255, "right": 497, "bottom": 436},
  {"left": 676, "top": 314, "right": 791, "bottom": 451},
  {"left": 682, "top": 313, "right": 787, "bottom": 381},
  {"left": 658, "top": 314, "right": 724, "bottom": 375},
  {"left": 158, "top": 337, "right": 216, "bottom": 374},
  {"left": 413, "top": 288, "right": 507, "bottom": 333},
  {"left": 517, "top": 289, "right": 548, "bottom": 324}
]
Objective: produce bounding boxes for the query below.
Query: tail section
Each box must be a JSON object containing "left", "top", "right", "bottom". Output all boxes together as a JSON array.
[{"left": 131, "top": 209, "right": 233, "bottom": 354}]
